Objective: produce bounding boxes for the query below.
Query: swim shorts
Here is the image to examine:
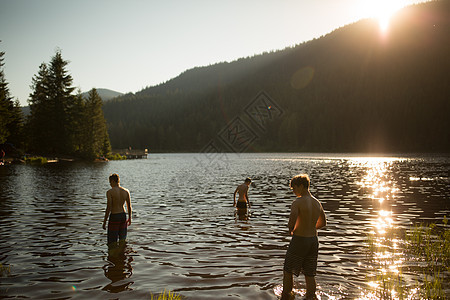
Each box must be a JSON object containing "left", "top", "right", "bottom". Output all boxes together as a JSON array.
[
  {"left": 236, "top": 201, "right": 247, "bottom": 209},
  {"left": 283, "top": 235, "right": 318, "bottom": 277},
  {"left": 107, "top": 212, "right": 127, "bottom": 244}
]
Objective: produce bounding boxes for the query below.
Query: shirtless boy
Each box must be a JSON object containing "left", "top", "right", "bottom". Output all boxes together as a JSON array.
[
  {"left": 233, "top": 178, "right": 252, "bottom": 209},
  {"left": 281, "top": 174, "right": 326, "bottom": 300},
  {"left": 102, "top": 173, "right": 132, "bottom": 246}
]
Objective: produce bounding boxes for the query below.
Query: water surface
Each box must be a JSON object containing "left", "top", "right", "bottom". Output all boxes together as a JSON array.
[{"left": 0, "top": 153, "right": 449, "bottom": 299}]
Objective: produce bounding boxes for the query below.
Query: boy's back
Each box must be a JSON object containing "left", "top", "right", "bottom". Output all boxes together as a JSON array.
[
  {"left": 290, "top": 195, "right": 323, "bottom": 237},
  {"left": 107, "top": 186, "right": 130, "bottom": 214}
]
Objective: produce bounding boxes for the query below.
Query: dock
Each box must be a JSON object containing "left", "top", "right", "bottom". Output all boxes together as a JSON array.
[{"left": 115, "top": 149, "right": 148, "bottom": 159}]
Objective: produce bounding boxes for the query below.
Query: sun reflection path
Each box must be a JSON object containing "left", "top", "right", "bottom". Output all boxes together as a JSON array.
[{"left": 351, "top": 157, "right": 419, "bottom": 300}]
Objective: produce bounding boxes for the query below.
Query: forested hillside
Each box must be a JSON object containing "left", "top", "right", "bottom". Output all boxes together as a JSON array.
[
  {"left": 81, "top": 89, "right": 123, "bottom": 102},
  {"left": 103, "top": 0, "right": 450, "bottom": 153}
]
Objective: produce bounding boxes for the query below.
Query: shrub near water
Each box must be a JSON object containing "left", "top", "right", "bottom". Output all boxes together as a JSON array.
[
  {"left": 107, "top": 153, "right": 126, "bottom": 160},
  {"left": 25, "top": 156, "right": 48, "bottom": 164}
]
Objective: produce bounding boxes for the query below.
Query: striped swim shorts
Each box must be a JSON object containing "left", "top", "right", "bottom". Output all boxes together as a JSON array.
[
  {"left": 283, "top": 235, "right": 319, "bottom": 277},
  {"left": 107, "top": 212, "right": 128, "bottom": 245}
]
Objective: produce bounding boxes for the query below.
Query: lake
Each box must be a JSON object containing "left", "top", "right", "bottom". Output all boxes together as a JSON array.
[{"left": 0, "top": 153, "right": 449, "bottom": 299}]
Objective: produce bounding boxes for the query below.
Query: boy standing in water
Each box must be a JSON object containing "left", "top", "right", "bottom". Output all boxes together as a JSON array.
[
  {"left": 103, "top": 173, "right": 132, "bottom": 247},
  {"left": 281, "top": 174, "right": 326, "bottom": 300},
  {"left": 233, "top": 177, "right": 252, "bottom": 209}
]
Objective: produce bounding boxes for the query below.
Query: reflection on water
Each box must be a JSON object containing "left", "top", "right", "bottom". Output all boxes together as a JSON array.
[
  {"left": 355, "top": 159, "right": 405, "bottom": 299},
  {"left": 103, "top": 243, "right": 134, "bottom": 293},
  {"left": 0, "top": 154, "right": 448, "bottom": 299}
]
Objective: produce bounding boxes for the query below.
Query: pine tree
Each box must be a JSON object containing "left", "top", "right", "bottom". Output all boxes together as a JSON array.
[
  {"left": 0, "top": 50, "right": 10, "bottom": 144},
  {"left": 68, "top": 92, "right": 86, "bottom": 155},
  {"left": 28, "top": 63, "right": 51, "bottom": 153},
  {"left": 27, "top": 51, "right": 112, "bottom": 158},
  {"left": 82, "top": 88, "right": 111, "bottom": 159},
  {"left": 0, "top": 46, "right": 24, "bottom": 148},
  {"left": 28, "top": 50, "right": 76, "bottom": 155},
  {"left": 47, "top": 50, "right": 75, "bottom": 154}
]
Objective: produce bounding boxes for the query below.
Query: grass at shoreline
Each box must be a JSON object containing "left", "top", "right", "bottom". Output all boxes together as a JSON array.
[
  {"left": 404, "top": 217, "right": 449, "bottom": 299},
  {"left": 0, "top": 263, "right": 11, "bottom": 277},
  {"left": 150, "top": 289, "right": 182, "bottom": 300},
  {"left": 365, "top": 217, "right": 449, "bottom": 299}
]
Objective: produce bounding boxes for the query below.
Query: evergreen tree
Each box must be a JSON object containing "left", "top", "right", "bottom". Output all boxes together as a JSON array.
[
  {"left": 0, "top": 50, "right": 11, "bottom": 144},
  {"left": 47, "top": 50, "right": 75, "bottom": 154},
  {"left": 28, "top": 51, "right": 112, "bottom": 158},
  {"left": 28, "top": 63, "right": 51, "bottom": 153},
  {"left": 81, "top": 88, "right": 111, "bottom": 159},
  {"left": 28, "top": 50, "right": 80, "bottom": 155},
  {"left": 69, "top": 92, "right": 86, "bottom": 155},
  {"left": 0, "top": 46, "right": 24, "bottom": 148}
]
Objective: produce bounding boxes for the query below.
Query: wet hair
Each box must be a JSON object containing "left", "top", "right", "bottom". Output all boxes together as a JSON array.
[
  {"left": 109, "top": 173, "right": 120, "bottom": 183},
  {"left": 245, "top": 177, "right": 252, "bottom": 183},
  {"left": 290, "top": 174, "right": 310, "bottom": 189}
]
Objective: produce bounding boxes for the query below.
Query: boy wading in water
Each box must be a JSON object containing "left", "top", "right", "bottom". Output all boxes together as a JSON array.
[
  {"left": 103, "top": 174, "right": 132, "bottom": 248},
  {"left": 281, "top": 174, "right": 326, "bottom": 300},
  {"left": 233, "top": 177, "right": 252, "bottom": 210}
]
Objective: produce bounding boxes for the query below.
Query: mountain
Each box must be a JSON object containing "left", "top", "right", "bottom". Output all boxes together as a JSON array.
[
  {"left": 103, "top": 0, "right": 450, "bottom": 153},
  {"left": 82, "top": 88, "right": 123, "bottom": 101},
  {"left": 21, "top": 88, "right": 123, "bottom": 116}
]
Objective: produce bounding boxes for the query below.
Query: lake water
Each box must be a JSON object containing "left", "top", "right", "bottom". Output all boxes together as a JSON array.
[{"left": 0, "top": 153, "right": 449, "bottom": 299}]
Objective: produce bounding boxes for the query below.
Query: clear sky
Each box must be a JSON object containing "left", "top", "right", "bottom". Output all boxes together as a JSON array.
[{"left": 0, "top": 0, "right": 429, "bottom": 106}]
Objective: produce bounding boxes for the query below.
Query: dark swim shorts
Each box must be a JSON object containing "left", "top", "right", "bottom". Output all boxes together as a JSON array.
[
  {"left": 236, "top": 201, "right": 247, "bottom": 209},
  {"left": 283, "top": 235, "right": 319, "bottom": 277},
  {"left": 107, "top": 212, "right": 127, "bottom": 244}
]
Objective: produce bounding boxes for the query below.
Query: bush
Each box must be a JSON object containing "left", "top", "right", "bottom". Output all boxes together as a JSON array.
[
  {"left": 25, "top": 156, "right": 48, "bottom": 164},
  {"left": 107, "top": 153, "right": 126, "bottom": 160}
]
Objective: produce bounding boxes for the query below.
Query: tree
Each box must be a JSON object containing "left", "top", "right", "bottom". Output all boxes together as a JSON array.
[
  {"left": 28, "top": 63, "right": 51, "bottom": 153},
  {"left": 46, "top": 49, "right": 76, "bottom": 154},
  {"left": 27, "top": 50, "right": 112, "bottom": 158},
  {"left": 0, "top": 46, "right": 24, "bottom": 148},
  {"left": 81, "top": 88, "right": 111, "bottom": 159},
  {"left": 28, "top": 50, "right": 78, "bottom": 155}
]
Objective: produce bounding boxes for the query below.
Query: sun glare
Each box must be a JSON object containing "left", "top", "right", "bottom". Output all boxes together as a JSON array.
[{"left": 354, "top": 0, "right": 411, "bottom": 32}]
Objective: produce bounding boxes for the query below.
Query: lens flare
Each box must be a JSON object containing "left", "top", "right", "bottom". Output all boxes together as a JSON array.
[{"left": 290, "top": 66, "right": 314, "bottom": 90}]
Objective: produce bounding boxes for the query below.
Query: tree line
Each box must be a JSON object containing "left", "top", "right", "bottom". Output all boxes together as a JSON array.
[
  {"left": 0, "top": 47, "right": 111, "bottom": 160},
  {"left": 103, "top": 0, "right": 449, "bottom": 153}
]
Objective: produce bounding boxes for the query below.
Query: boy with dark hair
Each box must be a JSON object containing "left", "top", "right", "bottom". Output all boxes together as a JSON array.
[{"left": 281, "top": 174, "right": 326, "bottom": 300}]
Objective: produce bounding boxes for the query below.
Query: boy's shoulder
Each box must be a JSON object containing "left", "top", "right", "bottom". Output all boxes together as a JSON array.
[
  {"left": 119, "top": 186, "right": 130, "bottom": 193},
  {"left": 238, "top": 183, "right": 248, "bottom": 189}
]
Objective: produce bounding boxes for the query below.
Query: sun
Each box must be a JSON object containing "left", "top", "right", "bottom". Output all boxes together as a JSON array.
[{"left": 354, "top": 0, "right": 411, "bottom": 32}]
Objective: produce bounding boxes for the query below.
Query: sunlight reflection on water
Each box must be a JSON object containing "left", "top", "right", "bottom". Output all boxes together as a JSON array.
[{"left": 353, "top": 157, "right": 426, "bottom": 300}]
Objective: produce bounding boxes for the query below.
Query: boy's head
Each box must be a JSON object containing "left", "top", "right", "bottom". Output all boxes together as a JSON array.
[
  {"left": 109, "top": 173, "right": 120, "bottom": 184},
  {"left": 245, "top": 177, "right": 252, "bottom": 184},
  {"left": 290, "top": 174, "right": 310, "bottom": 189}
]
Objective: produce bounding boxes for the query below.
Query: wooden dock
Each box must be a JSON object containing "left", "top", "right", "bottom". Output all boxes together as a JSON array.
[{"left": 115, "top": 149, "right": 148, "bottom": 159}]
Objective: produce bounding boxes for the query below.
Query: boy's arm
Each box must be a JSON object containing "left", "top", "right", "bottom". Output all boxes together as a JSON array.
[
  {"left": 287, "top": 201, "right": 299, "bottom": 235},
  {"left": 316, "top": 204, "right": 327, "bottom": 229},
  {"left": 102, "top": 191, "right": 112, "bottom": 230},
  {"left": 233, "top": 187, "right": 238, "bottom": 206},
  {"left": 126, "top": 190, "right": 132, "bottom": 225},
  {"left": 245, "top": 188, "right": 250, "bottom": 207}
]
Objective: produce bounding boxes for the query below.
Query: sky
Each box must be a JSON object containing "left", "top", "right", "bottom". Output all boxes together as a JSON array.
[{"left": 0, "top": 0, "right": 429, "bottom": 107}]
